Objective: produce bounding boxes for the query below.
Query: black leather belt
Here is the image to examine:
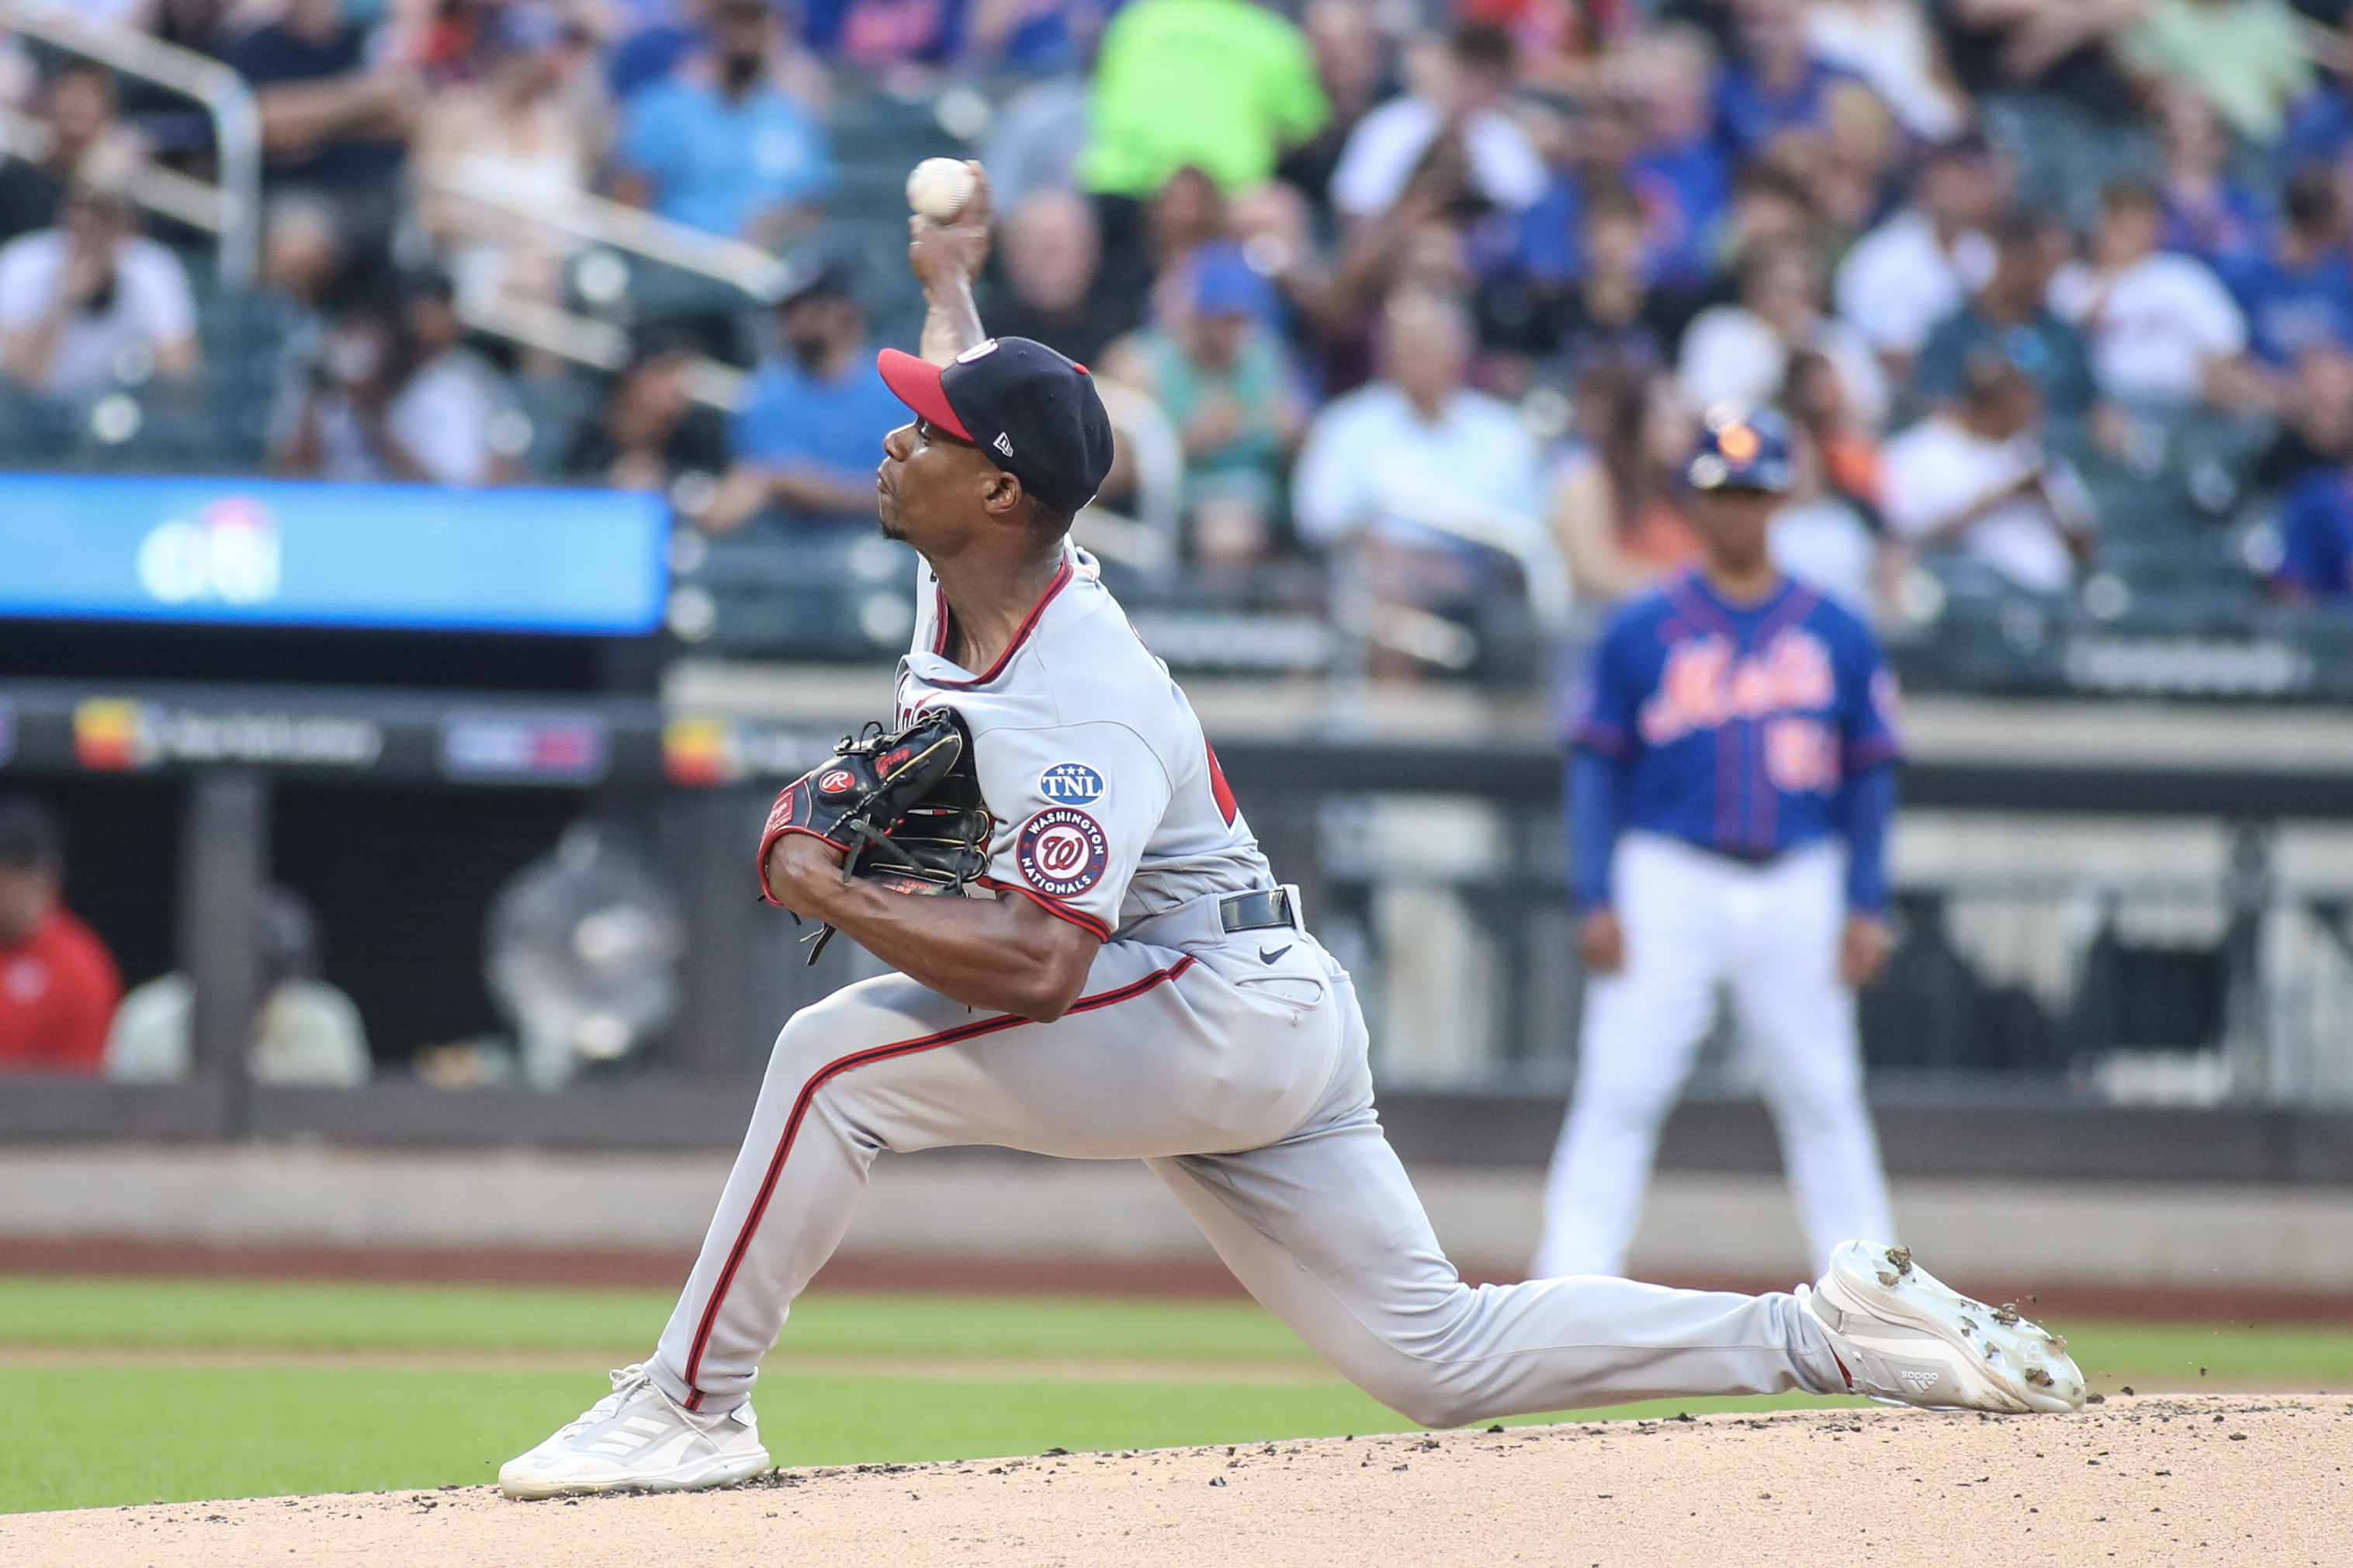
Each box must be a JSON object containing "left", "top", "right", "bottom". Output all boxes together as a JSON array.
[{"left": 1219, "top": 888, "right": 1297, "bottom": 933}]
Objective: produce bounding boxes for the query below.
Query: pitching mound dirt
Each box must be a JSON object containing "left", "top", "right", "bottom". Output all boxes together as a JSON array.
[{"left": 10, "top": 1396, "right": 2348, "bottom": 1566}]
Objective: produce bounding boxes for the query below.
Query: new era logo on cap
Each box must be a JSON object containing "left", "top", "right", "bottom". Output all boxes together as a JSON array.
[{"left": 878, "top": 339, "right": 1114, "bottom": 513}]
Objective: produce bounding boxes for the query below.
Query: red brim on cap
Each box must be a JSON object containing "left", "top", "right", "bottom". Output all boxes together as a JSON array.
[{"left": 877, "top": 348, "right": 973, "bottom": 441}]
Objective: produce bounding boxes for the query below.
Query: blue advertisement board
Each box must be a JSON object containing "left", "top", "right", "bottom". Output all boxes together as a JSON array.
[{"left": 0, "top": 474, "right": 668, "bottom": 635}]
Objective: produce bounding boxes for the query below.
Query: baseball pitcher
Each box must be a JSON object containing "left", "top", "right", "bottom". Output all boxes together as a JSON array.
[
  {"left": 1532, "top": 405, "right": 1900, "bottom": 1282},
  {"left": 500, "top": 173, "right": 2080, "bottom": 1501}
]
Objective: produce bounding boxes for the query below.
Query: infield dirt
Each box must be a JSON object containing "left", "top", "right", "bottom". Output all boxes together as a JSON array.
[{"left": 9, "top": 1395, "right": 2346, "bottom": 1566}]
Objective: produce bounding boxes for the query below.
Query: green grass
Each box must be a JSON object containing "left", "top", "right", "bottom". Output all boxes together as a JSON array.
[
  {"left": 1, "top": 1276, "right": 2345, "bottom": 1514},
  {"left": 0, "top": 1278, "right": 1317, "bottom": 1362}
]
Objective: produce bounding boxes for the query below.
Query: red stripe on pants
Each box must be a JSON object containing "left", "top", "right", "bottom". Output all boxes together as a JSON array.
[{"left": 680, "top": 954, "right": 1199, "bottom": 1407}]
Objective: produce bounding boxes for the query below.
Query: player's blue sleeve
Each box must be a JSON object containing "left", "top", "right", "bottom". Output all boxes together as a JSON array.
[
  {"left": 1567, "top": 746, "right": 1630, "bottom": 912},
  {"left": 1835, "top": 760, "right": 1896, "bottom": 915},
  {"left": 1569, "top": 621, "right": 1642, "bottom": 761},
  {"left": 1838, "top": 625, "right": 1904, "bottom": 775}
]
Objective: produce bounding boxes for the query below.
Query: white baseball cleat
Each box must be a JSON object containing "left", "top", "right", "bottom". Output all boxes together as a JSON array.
[
  {"left": 1799, "top": 1241, "right": 2086, "bottom": 1414},
  {"left": 498, "top": 1364, "right": 771, "bottom": 1500}
]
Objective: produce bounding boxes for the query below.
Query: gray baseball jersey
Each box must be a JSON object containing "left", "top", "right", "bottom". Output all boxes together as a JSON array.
[{"left": 648, "top": 544, "right": 1845, "bottom": 1422}]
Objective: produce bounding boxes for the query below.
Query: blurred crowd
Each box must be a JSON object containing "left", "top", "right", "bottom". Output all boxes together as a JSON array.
[{"left": 9, "top": 0, "right": 2353, "bottom": 654}]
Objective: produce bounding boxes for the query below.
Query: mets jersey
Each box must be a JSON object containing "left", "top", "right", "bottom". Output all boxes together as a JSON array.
[
  {"left": 1572, "top": 569, "right": 1902, "bottom": 862},
  {"left": 894, "top": 545, "right": 1272, "bottom": 940}
]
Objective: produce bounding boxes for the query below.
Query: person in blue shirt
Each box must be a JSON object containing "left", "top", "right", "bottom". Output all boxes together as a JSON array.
[
  {"left": 2222, "top": 168, "right": 2353, "bottom": 369},
  {"left": 1618, "top": 27, "right": 1732, "bottom": 286},
  {"left": 614, "top": 0, "right": 833, "bottom": 246},
  {"left": 704, "top": 258, "right": 907, "bottom": 530},
  {"left": 2157, "top": 89, "right": 2272, "bottom": 274},
  {"left": 1530, "top": 403, "right": 1900, "bottom": 1282},
  {"left": 2275, "top": 465, "right": 2353, "bottom": 605},
  {"left": 1915, "top": 209, "right": 2098, "bottom": 427},
  {"left": 1711, "top": 0, "right": 1859, "bottom": 163}
]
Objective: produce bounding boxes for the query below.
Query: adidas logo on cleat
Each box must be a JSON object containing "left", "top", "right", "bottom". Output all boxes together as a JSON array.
[{"left": 1900, "top": 1369, "right": 1939, "bottom": 1392}]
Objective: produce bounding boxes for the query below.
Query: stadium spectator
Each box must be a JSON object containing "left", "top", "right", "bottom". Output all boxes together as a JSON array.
[
  {"left": 0, "top": 182, "right": 196, "bottom": 400},
  {"left": 2156, "top": 88, "right": 2272, "bottom": 272},
  {"left": 1782, "top": 341, "right": 1885, "bottom": 513},
  {"left": 220, "top": 0, "right": 419, "bottom": 272},
  {"left": 1502, "top": 179, "right": 1691, "bottom": 382},
  {"left": 1915, "top": 209, "right": 2097, "bottom": 426},
  {"left": 562, "top": 341, "right": 731, "bottom": 493},
  {"left": 1276, "top": 0, "right": 1392, "bottom": 206},
  {"left": 1700, "top": 161, "right": 1825, "bottom": 309},
  {"left": 2278, "top": 9, "right": 2353, "bottom": 179},
  {"left": 1678, "top": 240, "right": 1887, "bottom": 430},
  {"left": 1880, "top": 351, "right": 2095, "bottom": 594},
  {"left": 415, "top": 7, "right": 598, "bottom": 307},
  {"left": 0, "top": 795, "right": 121, "bottom": 1078},
  {"left": 962, "top": 0, "right": 1118, "bottom": 73},
  {"left": 1768, "top": 408, "right": 1885, "bottom": 615},
  {"left": 276, "top": 274, "right": 514, "bottom": 486},
  {"left": 979, "top": 72, "right": 1090, "bottom": 216},
  {"left": 1834, "top": 133, "right": 2003, "bottom": 374},
  {"left": 1293, "top": 288, "right": 1550, "bottom": 666},
  {"left": 2254, "top": 341, "right": 2353, "bottom": 487},
  {"left": 105, "top": 886, "right": 369, "bottom": 1088},
  {"left": 2119, "top": 0, "right": 2314, "bottom": 147},
  {"left": 2057, "top": 179, "right": 2254, "bottom": 410},
  {"left": 614, "top": 0, "right": 833, "bottom": 247},
  {"left": 2273, "top": 458, "right": 2353, "bottom": 603},
  {"left": 2224, "top": 167, "right": 2353, "bottom": 368},
  {"left": 705, "top": 258, "right": 902, "bottom": 530},
  {"left": 1712, "top": 0, "right": 1859, "bottom": 162},
  {"left": 1802, "top": 0, "right": 1968, "bottom": 141},
  {"left": 1079, "top": 0, "right": 1329, "bottom": 201},
  {"left": 1618, "top": 24, "right": 1731, "bottom": 284},
  {"left": 1804, "top": 78, "right": 1904, "bottom": 234},
  {"left": 1935, "top": 0, "right": 2146, "bottom": 122},
  {"left": 1102, "top": 241, "right": 1305, "bottom": 568},
  {"left": 607, "top": 0, "right": 830, "bottom": 108},
  {"left": 982, "top": 186, "right": 1128, "bottom": 368},
  {"left": 386, "top": 271, "right": 517, "bottom": 486},
  {"left": 0, "top": 62, "right": 125, "bottom": 248},
  {"left": 1330, "top": 23, "right": 1546, "bottom": 222},
  {"left": 1547, "top": 365, "right": 1704, "bottom": 603}
]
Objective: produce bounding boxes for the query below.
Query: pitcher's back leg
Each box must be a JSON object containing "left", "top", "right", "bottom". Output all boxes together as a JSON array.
[{"left": 1149, "top": 1098, "right": 1845, "bottom": 1429}]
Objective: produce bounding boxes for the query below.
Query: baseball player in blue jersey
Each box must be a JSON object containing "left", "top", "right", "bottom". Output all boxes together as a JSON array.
[
  {"left": 497, "top": 179, "right": 2081, "bottom": 1501},
  {"left": 1533, "top": 404, "right": 1901, "bottom": 1282}
]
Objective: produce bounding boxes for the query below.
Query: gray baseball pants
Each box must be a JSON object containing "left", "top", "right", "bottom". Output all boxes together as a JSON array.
[{"left": 650, "top": 891, "right": 1847, "bottom": 1423}]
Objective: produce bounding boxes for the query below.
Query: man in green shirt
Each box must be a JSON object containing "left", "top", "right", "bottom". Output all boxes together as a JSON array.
[
  {"left": 1082, "top": 0, "right": 1330, "bottom": 199},
  {"left": 2123, "top": 0, "right": 2315, "bottom": 145}
]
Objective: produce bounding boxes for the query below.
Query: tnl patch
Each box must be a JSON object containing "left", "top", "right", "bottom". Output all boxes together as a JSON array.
[{"left": 1039, "top": 761, "right": 1106, "bottom": 805}]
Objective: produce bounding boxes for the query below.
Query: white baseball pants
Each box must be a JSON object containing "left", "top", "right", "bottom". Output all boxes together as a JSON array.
[
  {"left": 650, "top": 891, "right": 1846, "bottom": 1424},
  {"left": 1533, "top": 832, "right": 1897, "bottom": 1282}
]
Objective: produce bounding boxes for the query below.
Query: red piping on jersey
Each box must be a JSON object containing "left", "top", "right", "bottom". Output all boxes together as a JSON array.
[
  {"left": 677, "top": 953, "right": 1197, "bottom": 1407},
  {"left": 924, "top": 558, "right": 1074, "bottom": 687},
  {"left": 979, "top": 876, "right": 1114, "bottom": 941}
]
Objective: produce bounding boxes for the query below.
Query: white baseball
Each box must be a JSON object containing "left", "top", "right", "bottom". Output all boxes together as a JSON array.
[{"left": 906, "top": 157, "right": 977, "bottom": 222}]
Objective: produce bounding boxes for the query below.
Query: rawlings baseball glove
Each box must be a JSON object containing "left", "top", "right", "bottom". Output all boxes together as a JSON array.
[{"left": 757, "top": 709, "right": 993, "bottom": 961}]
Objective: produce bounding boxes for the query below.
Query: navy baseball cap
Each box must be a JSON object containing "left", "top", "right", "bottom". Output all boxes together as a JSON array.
[
  {"left": 878, "top": 337, "right": 1115, "bottom": 514},
  {"left": 1687, "top": 403, "right": 1793, "bottom": 493}
]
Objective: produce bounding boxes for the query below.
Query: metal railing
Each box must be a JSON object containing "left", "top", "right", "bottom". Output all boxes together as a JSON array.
[
  {"left": 0, "top": 0, "right": 260, "bottom": 287},
  {"left": 425, "top": 166, "right": 793, "bottom": 303}
]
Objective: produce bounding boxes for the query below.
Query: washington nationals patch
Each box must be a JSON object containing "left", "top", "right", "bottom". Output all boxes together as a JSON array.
[{"left": 1016, "top": 807, "right": 1110, "bottom": 898}]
